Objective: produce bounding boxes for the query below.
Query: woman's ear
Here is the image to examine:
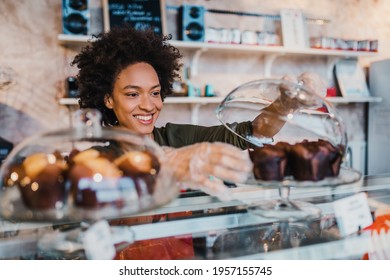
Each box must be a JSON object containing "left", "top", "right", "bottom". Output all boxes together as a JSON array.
[{"left": 104, "top": 95, "right": 113, "bottom": 109}]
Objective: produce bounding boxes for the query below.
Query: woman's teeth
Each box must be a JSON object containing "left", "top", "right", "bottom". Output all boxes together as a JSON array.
[{"left": 135, "top": 115, "right": 152, "bottom": 121}]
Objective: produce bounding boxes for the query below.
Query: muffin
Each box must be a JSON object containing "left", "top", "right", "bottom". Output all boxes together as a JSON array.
[
  {"left": 114, "top": 150, "right": 160, "bottom": 196},
  {"left": 249, "top": 142, "right": 289, "bottom": 181},
  {"left": 289, "top": 140, "right": 343, "bottom": 181},
  {"left": 14, "top": 152, "right": 67, "bottom": 210},
  {"left": 249, "top": 139, "right": 343, "bottom": 181},
  {"left": 67, "top": 149, "right": 123, "bottom": 208},
  {"left": 68, "top": 149, "right": 161, "bottom": 208}
]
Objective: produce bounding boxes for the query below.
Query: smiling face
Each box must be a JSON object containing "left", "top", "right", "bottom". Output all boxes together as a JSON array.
[{"left": 104, "top": 62, "right": 163, "bottom": 138}]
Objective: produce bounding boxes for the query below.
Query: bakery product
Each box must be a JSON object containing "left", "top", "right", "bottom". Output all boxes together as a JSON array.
[
  {"left": 114, "top": 150, "right": 160, "bottom": 196},
  {"left": 250, "top": 139, "right": 343, "bottom": 181},
  {"left": 68, "top": 149, "right": 160, "bottom": 208},
  {"left": 249, "top": 142, "right": 289, "bottom": 181},
  {"left": 68, "top": 148, "right": 124, "bottom": 208},
  {"left": 289, "top": 140, "right": 343, "bottom": 181},
  {"left": 317, "top": 139, "right": 343, "bottom": 177},
  {"left": 289, "top": 140, "right": 329, "bottom": 181},
  {"left": 15, "top": 152, "right": 67, "bottom": 209}
]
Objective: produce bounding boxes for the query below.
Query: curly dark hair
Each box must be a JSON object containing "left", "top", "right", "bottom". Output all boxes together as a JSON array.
[{"left": 71, "top": 26, "right": 183, "bottom": 126}]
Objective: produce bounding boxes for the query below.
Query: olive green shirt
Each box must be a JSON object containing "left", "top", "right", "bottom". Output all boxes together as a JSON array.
[{"left": 152, "top": 121, "right": 253, "bottom": 149}]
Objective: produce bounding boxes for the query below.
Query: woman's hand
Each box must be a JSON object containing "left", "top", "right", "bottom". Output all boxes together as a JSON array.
[
  {"left": 161, "top": 142, "right": 253, "bottom": 200},
  {"left": 252, "top": 72, "right": 326, "bottom": 138}
]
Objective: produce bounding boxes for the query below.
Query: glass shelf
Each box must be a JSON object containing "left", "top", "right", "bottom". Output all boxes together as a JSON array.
[{"left": 1, "top": 173, "right": 390, "bottom": 260}]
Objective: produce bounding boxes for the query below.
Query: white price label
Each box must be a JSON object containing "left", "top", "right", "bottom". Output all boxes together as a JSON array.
[{"left": 333, "top": 192, "right": 373, "bottom": 237}]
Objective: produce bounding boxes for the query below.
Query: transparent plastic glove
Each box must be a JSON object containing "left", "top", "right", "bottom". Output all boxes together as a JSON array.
[
  {"left": 252, "top": 72, "right": 326, "bottom": 138},
  {"left": 161, "top": 142, "right": 253, "bottom": 201},
  {"left": 298, "top": 72, "right": 327, "bottom": 98}
]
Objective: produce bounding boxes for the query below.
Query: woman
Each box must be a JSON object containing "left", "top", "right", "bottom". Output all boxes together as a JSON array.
[
  {"left": 71, "top": 26, "right": 326, "bottom": 260},
  {"left": 72, "top": 26, "right": 253, "bottom": 149},
  {"left": 71, "top": 26, "right": 325, "bottom": 197},
  {"left": 71, "top": 27, "right": 254, "bottom": 261},
  {"left": 71, "top": 26, "right": 255, "bottom": 197}
]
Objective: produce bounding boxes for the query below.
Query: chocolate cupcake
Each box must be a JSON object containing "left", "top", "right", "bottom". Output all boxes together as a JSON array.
[
  {"left": 114, "top": 150, "right": 160, "bottom": 196},
  {"left": 68, "top": 149, "right": 123, "bottom": 208},
  {"left": 17, "top": 152, "right": 67, "bottom": 210},
  {"left": 249, "top": 143, "right": 289, "bottom": 181},
  {"left": 289, "top": 140, "right": 342, "bottom": 181},
  {"left": 249, "top": 139, "right": 343, "bottom": 182},
  {"left": 67, "top": 149, "right": 160, "bottom": 208}
]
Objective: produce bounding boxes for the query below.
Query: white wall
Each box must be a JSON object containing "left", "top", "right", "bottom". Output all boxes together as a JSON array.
[{"left": 1, "top": 0, "right": 389, "bottom": 154}]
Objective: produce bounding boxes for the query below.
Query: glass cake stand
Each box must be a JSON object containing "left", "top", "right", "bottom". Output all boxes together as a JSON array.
[
  {"left": 0, "top": 109, "right": 179, "bottom": 223},
  {"left": 0, "top": 109, "right": 181, "bottom": 259},
  {"left": 244, "top": 167, "right": 361, "bottom": 221},
  {"left": 216, "top": 78, "right": 361, "bottom": 222}
]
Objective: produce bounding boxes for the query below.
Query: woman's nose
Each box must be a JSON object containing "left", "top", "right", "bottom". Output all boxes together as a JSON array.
[{"left": 139, "top": 94, "right": 154, "bottom": 110}]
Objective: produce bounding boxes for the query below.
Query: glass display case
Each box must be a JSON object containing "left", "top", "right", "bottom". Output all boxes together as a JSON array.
[
  {"left": 0, "top": 110, "right": 179, "bottom": 223},
  {"left": 1, "top": 79, "right": 388, "bottom": 260},
  {"left": 1, "top": 173, "right": 389, "bottom": 260}
]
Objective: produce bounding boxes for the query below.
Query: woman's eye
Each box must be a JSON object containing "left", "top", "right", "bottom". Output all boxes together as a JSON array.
[
  {"left": 151, "top": 91, "right": 161, "bottom": 96},
  {"left": 125, "top": 92, "right": 138, "bottom": 97}
]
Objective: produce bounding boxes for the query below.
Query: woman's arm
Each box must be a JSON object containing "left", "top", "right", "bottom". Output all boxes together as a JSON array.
[
  {"left": 161, "top": 142, "right": 253, "bottom": 200},
  {"left": 251, "top": 72, "right": 327, "bottom": 138}
]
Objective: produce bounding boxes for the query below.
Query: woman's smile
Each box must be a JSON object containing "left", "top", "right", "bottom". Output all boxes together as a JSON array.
[
  {"left": 104, "top": 62, "right": 163, "bottom": 138},
  {"left": 134, "top": 114, "right": 154, "bottom": 124}
]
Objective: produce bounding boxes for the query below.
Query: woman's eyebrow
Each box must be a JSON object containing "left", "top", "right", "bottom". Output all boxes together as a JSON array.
[{"left": 122, "top": 84, "right": 161, "bottom": 90}]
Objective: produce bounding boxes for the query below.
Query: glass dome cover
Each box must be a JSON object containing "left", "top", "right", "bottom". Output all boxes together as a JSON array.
[
  {"left": 0, "top": 110, "right": 179, "bottom": 223},
  {"left": 217, "top": 78, "right": 347, "bottom": 149},
  {"left": 216, "top": 78, "right": 360, "bottom": 188},
  {"left": 216, "top": 78, "right": 361, "bottom": 221}
]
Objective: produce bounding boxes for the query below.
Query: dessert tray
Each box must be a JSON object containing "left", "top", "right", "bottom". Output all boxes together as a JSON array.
[
  {"left": 244, "top": 166, "right": 361, "bottom": 221},
  {"left": 216, "top": 78, "right": 361, "bottom": 221},
  {"left": 244, "top": 166, "right": 361, "bottom": 189},
  {"left": 0, "top": 110, "right": 179, "bottom": 223}
]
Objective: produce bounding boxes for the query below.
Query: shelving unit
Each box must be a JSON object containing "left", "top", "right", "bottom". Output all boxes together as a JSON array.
[
  {"left": 58, "top": 34, "right": 378, "bottom": 78},
  {"left": 326, "top": 96, "right": 382, "bottom": 104},
  {"left": 58, "top": 34, "right": 380, "bottom": 124},
  {"left": 171, "top": 40, "right": 378, "bottom": 78},
  {"left": 57, "top": 34, "right": 93, "bottom": 46}
]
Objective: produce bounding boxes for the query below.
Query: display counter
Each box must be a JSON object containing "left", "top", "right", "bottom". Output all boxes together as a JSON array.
[{"left": 1, "top": 173, "right": 389, "bottom": 260}]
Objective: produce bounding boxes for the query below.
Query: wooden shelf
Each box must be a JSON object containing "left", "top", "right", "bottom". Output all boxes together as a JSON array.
[
  {"left": 57, "top": 34, "right": 95, "bottom": 47},
  {"left": 327, "top": 96, "right": 382, "bottom": 104},
  {"left": 171, "top": 40, "right": 378, "bottom": 58},
  {"left": 58, "top": 34, "right": 378, "bottom": 77},
  {"left": 58, "top": 34, "right": 380, "bottom": 123},
  {"left": 58, "top": 34, "right": 377, "bottom": 58},
  {"left": 170, "top": 40, "right": 378, "bottom": 78},
  {"left": 59, "top": 98, "right": 79, "bottom": 106},
  {"left": 164, "top": 96, "right": 224, "bottom": 104}
]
